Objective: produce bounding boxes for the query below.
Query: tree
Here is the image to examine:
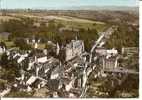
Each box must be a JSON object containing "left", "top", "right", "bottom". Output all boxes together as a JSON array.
[
  {"left": 14, "top": 38, "right": 31, "bottom": 50},
  {"left": 0, "top": 53, "right": 8, "bottom": 66},
  {"left": 57, "top": 23, "right": 64, "bottom": 29},
  {"left": 6, "top": 91, "right": 32, "bottom": 97},
  {"left": 105, "top": 25, "right": 139, "bottom": 52}
]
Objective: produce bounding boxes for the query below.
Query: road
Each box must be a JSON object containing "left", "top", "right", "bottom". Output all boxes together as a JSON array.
[
  {"left": 90, "top": 26, "right": 117, "bottom": 62},
  {"left": 103, "top": 68, "right": 139, "bottom": 75}
]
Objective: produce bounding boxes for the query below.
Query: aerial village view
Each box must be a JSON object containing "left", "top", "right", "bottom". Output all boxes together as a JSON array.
[{"left": 0, "top": 0, "right": 139, "bottom": 98}]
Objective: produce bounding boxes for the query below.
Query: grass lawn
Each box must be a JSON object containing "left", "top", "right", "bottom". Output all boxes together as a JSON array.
[
  {"left": 38, "top": 43, "right": 46, "bottom": 49},
  {"left": 0, "top": 35, "right": 8, "bottom": 41},
  {"left": 31, "top": 43, "right": 46, "bottom": 49},
  {"left": 5, "top": 41, "right": 15, "bottom": 48}
]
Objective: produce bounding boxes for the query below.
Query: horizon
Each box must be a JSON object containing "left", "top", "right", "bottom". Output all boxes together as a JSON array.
[{"left": 0, "top": 0, "right": 139, "bottom": 10}]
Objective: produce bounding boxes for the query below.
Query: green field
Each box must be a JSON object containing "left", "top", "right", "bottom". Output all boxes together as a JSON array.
[
  {"left": 53, "top": 17, "right": 108, "bottom": 32},
  {"left": 5, "top": 41, "right": 15, "bottom": 48},
  {"left": 0, "top": 35, "right": 7, "bottom": 41},
  {"left": 0, "top": 34, "right": 15, "bottom": 48}
]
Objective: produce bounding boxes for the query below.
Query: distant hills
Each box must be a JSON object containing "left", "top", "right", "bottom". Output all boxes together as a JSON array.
[
  {"left": 2, "top": 6, "right": 139, "bottom": 12},
  {"left": 62, "top": 6, "right": 138, "bottom": 11}
]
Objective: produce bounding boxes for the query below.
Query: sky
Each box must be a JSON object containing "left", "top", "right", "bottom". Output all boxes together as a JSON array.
[{"left": 0, "top": 0, "right": 139, "bottom": 9}]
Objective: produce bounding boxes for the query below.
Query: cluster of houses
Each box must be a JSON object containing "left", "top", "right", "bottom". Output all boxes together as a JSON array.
[
  {"left": 1, "top": 26, "right": 133, "bottom": 97},
  {"left": 0, "top": 38, "right": 90, "bottom": 97}
]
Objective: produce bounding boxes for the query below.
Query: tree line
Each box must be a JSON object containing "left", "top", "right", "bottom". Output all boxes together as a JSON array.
[{"left": 0, "top": 17, "right": 99, "bottom": 51}]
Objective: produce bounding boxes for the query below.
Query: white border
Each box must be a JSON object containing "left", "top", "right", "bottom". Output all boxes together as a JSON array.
[
  {"left": 1, "top": 1, "right": 141, "bottom": 100},
  {"left": 139, "top": 1, "right": 142, "bottom": 99}
]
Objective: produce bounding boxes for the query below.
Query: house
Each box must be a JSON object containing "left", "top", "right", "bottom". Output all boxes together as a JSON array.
[
  {"left": 102, "top": 56, "right": 118, "bottom": 70},
  {"left": 0, "top": 42, "right": 6, "bottom": 54},
  {"left": 26, "top": 76, "right": 45, "bottom": 91},
  {"left": 50, "top": 65, "right": 60, "bottom": 79},
  {"left": 37, "top": 56, "right": 48, "bottom": 63},
  {"left": 47, "top": 79, "right": 60, "bottom": 91},
  {"left": 25, "top": 37, "right": 41, "bottom": 45},
  {"left": 0, "top": 46, "right": 5, "bottom": 54},
  {"left": 122, "top": 47, "right": 138, "bottom": 55},
  {"left": 95, "top": 47, "right": 107, "bottom": 56},
  {"left": 106, "top": 48, "right": 118, "bottom": 56},
  {"left": 26, "top": 76, "right": 37, "bottom": 86},
  {"left": 0, "top": 32, "right": 11, "bottom": 40},
  {"left": 65, "top": 40, "right": 84, "bottom": 61},
  {"left": 96, "top": 47, "right": 118, "bottom": 57}
]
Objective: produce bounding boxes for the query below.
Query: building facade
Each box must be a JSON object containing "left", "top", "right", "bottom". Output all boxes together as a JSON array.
[{"left": 65, "top": 40, "right": 84, "bottom": 61}]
